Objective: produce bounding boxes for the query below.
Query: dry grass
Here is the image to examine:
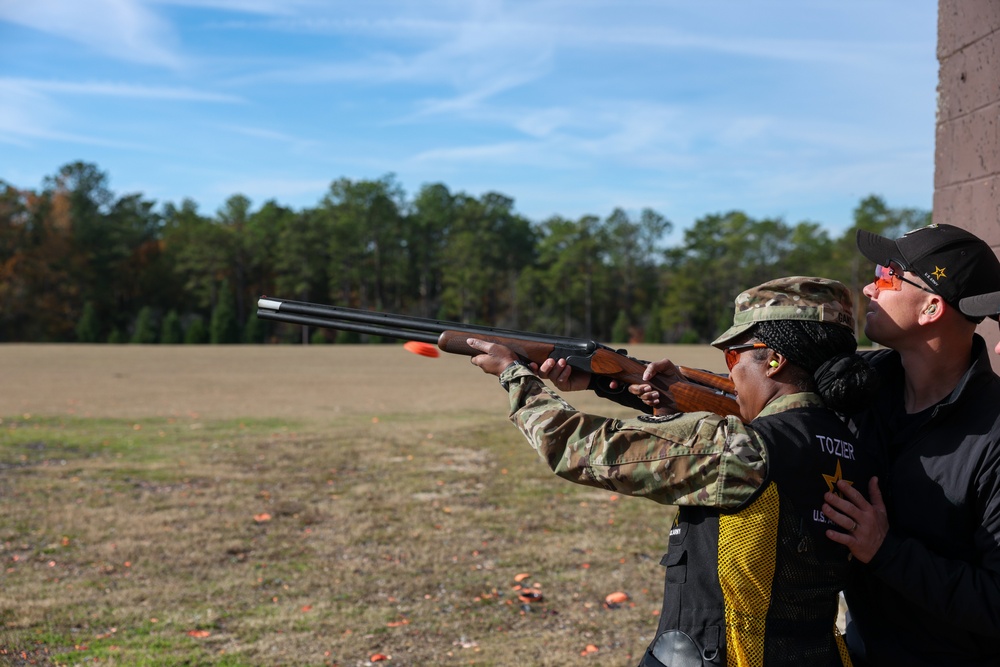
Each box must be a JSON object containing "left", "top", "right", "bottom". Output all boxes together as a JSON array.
[
  {"left": 0, "top": 344, "right": 727, "bottom": 423},
  {"left": 0, "top": 343, "right": 726, "bottom": 666}
]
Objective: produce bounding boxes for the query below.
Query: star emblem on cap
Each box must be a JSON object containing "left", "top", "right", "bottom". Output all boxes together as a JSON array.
[
  {"left": 932, "top": 266, "right": 947, "bottom": 280},
  {"left": 822, "top": 459, "right": 854, "bottom": 496}
]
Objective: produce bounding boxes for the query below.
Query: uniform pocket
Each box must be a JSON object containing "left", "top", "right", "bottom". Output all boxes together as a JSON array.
[{"left": 661, "top": 548, "right": 687, "bottom": 584}]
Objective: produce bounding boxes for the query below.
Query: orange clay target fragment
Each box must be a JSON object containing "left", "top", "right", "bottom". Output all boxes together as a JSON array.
[{"left": 403, "top": 341, "right": 440, "bottom": 358}]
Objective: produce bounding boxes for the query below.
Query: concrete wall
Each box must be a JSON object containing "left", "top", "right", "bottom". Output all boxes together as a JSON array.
[{"left": 935, "top": 0, "right": 1000, "bottom": 368}]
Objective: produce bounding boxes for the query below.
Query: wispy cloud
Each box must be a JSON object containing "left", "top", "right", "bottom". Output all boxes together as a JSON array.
[
  {"left": 150, "top": 0, "right": 319, "bottom": 17},
  {"left": 210, "top": 3, "right": 906, "bottom": 68},
  {"left": 0, "top": 0, "right": 183, "bottom": 67},
  {"left": 0, "top": 76, "right": 240, "bottom": 150},
  {"left": 216, "top": 123, "right": 320, "bottom": 154},
  {"left": 0, "top": 77, "right": 244, "bottom": 103},
  {"left": 0, "top": 79, "right": 128, "bottom": 148}
]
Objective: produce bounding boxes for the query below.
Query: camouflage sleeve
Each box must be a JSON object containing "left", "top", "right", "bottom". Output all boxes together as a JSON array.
[{"left": 499, "top": 363, "right": 767, "bottom": 509}]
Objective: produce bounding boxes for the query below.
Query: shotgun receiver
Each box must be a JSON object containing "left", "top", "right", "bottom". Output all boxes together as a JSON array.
[{"left": 256, "top": 297, "right": 740, "bottom": 419}]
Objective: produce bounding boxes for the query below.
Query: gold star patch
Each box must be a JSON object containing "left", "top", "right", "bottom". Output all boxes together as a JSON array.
[
  {"left": 932, "top": 266, "right": 947, "bottom": 280},
  {"left": 822, "top": 459, "right": 854, "bottom": 496}
]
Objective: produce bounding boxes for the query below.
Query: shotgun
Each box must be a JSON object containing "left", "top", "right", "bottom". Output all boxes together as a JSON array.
[{"left": 256, "top": 296, "right": 740, "bottom": 419}]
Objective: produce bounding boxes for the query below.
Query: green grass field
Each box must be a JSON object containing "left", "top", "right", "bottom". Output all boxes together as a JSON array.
[{"left": 1, "top": 344, "right": 724, "bottom": 666}]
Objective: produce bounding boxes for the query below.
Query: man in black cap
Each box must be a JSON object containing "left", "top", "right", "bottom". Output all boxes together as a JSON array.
[{"left": 821, "top": 224, "right": 1000, "bottom": 666}]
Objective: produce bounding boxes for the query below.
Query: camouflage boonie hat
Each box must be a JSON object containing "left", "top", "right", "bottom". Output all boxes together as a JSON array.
[{"left": 711, "top": 276, "right": 856, "bottom": 349}]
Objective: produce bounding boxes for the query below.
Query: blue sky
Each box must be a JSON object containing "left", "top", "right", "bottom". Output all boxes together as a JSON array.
[{"left": 0, "top": 1, "right": 938, "bottom": 241}]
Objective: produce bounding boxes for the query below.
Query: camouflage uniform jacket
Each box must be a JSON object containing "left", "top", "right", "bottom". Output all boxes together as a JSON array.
[
  {"left": 498, "top": 363, "right": 789, "bottom": 508},
  {"left": 499, "top": 364, "right": 861, "bottom": 666}
]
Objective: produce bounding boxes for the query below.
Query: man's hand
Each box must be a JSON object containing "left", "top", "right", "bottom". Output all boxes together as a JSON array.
[
  {"left": 627, "top": 358, "right": 683, "bottom": 408},
  {"left": 467, "top": 338, "right": 519, "bottom": 376},
  {"left": 823, "top": 477, "right": 889, "bottom": 563}
]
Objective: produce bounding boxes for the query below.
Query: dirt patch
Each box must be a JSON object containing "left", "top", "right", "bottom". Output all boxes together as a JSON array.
[{"left": 1, "top": 344, "right": 728, "bottom": 423}]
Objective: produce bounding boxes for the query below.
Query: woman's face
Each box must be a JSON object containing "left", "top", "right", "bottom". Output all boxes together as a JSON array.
[{"left": 727, "top": 343, "right": 775, "bottom": 422}]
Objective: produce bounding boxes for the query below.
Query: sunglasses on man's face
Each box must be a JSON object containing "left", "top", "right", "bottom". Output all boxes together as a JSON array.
[
  {"left": 723, "top": 342, "right": 768, "bottom": 371},
  {"left": 873, "top": 261, "right": 934, "bottom": 294}
]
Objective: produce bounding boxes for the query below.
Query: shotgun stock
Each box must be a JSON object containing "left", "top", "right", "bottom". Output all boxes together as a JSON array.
[{"left": 257, "top": 297, "right": 740, "bottom": 419}]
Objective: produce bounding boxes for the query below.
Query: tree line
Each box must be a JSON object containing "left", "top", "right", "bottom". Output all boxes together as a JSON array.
[{"left": 0, "top": 161, "right": 930, "bottom": 346}]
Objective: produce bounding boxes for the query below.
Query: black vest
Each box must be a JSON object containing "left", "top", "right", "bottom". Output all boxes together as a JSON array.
[{"left": 639, "top": 407, "right": 873, "bottom": 667}]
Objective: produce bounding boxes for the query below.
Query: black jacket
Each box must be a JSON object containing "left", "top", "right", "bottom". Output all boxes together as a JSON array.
[
  {"left": 846, "top": 336, "right": 1000, "bottom": 666},
  {"left": 640, "top": 404, "right": 865, "bottom": 667}
]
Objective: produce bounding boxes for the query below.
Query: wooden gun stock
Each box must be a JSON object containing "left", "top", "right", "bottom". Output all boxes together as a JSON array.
[{"left": 677, "top": 366, "right": 736, "bottom": 395}]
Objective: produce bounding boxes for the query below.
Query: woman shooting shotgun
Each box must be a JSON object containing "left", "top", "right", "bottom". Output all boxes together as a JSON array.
[{"left": 467, "top": 276, "right": 879, "bottom": 667}]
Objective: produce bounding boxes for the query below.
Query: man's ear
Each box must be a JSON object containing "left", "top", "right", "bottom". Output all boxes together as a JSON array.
[{"left": 919, "top": 296, "right": 946, "bottom": 324}]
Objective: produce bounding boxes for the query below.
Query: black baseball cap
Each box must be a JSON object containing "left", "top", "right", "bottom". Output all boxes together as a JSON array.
[
  {"left": 958, "top": 291, "right": 1000, "bottom": 321},
  {"left": 856, "top": 224, "right": 1000, "bottom": 307}
]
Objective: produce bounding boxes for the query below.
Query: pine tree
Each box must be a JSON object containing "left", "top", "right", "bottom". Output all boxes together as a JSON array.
[
  {"left": 131, "top": 306, "right": 158, "bottom": 344},
  {"left": 644, "top": 310, "right": 663, "bottom": 344},
  {"left": 243, "top": 311, "right": 265, "bottom": 343},
  {"left": 611, "top": 310, "right": 630, "bottom": 343},
  {"left": 185, "top": 318, "right": 209, "bottom": 344},
  {"left": 75, "top": 301, "right": 101, "bottom": 343},
  {"left": 160, "top": 310, "right": 183, "bottom": 344},
  {"left": 210, "top": 291, "right": 240, "bottom": 344},
  {"left": 336, "top": 330, "right": 360, "bottom": 344}
]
